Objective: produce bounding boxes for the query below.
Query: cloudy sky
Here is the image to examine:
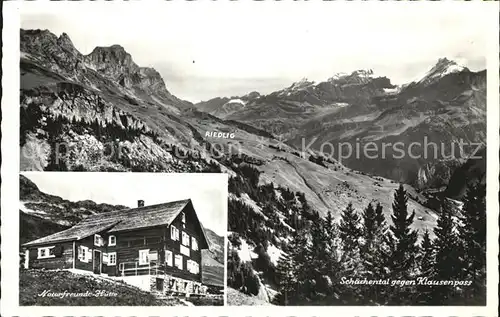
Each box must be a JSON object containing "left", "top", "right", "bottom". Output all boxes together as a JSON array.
[
  {"left": 21, "top": 172, "right": 228, "bottom": 236},
  {"left": 20, "top": 1, "right": 490, "bottom": 102}
]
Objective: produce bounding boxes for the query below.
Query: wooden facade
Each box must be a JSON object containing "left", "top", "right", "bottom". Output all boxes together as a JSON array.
[{"left": 23, "top": 199, "right": 212, "bottom": 295}]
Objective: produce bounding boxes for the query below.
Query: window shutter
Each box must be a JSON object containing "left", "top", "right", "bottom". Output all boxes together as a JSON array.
[
  {"left": 149, "top": 250, "right": 158, "bottom": 261},
  {"left": 102, "top": 253, "right": 109, "bottom": 264},
  {"left": 53, "top": 245, "right": 64, "bottom": 257},
  {"left": 29, "top": 248, "right": 37, "bottom": 260},
  {"left": 166, "top": 250, "right": 173, "bottom": 266}
]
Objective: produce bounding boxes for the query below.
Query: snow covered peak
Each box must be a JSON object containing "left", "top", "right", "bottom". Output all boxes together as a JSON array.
[
  {"left": 289, "top": 77, "right": 315, "bottom": 91},
  {"left": 351, "top": 69, "right": 374, "bottom": 78},
  {"left": 417, "top": 58, "right": 468, "bottom": 86},
  {"left": 225, "top": 98, "right": 246, "bottom": 106},
  {"left": 328, "top": 69, "right": 376, "bottom": 84}
]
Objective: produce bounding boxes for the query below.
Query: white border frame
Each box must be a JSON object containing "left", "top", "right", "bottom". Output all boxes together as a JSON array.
[{"left": 2, "top": 1, "right": 499, "bottom": 316}]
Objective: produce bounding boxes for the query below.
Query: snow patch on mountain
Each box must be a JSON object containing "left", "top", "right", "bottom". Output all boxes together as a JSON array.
[
  {"left": 19, "top": 202, "right": 48, "bottom": 215},
  {"left": 226, "top": 99, "right": 246, "bottom": 105},
  {"left": 383, "top": 87, "right": 400, "bottom": 94},
  {"left": 415, "top": 58, "right": 468, "bottom": 86},
  {"left": 289, "top": 78, "right": 316, "bottom": 91},
  {"left": 237, "top": 238, "right": 258, "bottom": 262},
  {"left": 266, "top": 244, "right": 284, "bottom": 266},
  {"left": 229, "top": 193, "right": 269, "bottom": 220}
]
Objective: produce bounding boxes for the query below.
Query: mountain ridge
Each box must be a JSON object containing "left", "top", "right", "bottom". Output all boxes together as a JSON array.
[{"left": 195, "top": 58, "right": 486, "bottom": 188}]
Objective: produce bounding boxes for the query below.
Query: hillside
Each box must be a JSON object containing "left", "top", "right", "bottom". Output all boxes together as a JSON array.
[
  {"left": 227, "top": 287, "right": 273, "bottom": 306},
  {"left": 19, "top": 269, "right": 187, "bottom": 306},
  {"left": 204, "top": 227, "right": 224, "bottom": 263},
  {"left": 20, "top": 174, "right": 127, "bottom": 226},
  {"left": 20, "top": 212, "right": 69, "bottom": 245}
]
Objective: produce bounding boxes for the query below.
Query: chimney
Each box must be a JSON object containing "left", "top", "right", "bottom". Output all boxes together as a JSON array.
[{"left": 137, "top": 200, "right": 145, "bottom": 207}]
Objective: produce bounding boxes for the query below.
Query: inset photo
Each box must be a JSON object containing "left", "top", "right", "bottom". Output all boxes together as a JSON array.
[{"left": 19, "top": 172, "right": 227, "bottom": 306}]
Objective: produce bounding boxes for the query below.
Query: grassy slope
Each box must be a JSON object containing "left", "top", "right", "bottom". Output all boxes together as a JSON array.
[
  {"left": 227, "top": 287, "right": 273, "bottom": 306},
  {"left": 19, "top": 270, "right": 185, "bottom": 306},
  {"left": 188, "top": 114, "right": 436, "bottom": 232},
  {"left": 20, "top": 212, "right": 69, "bottom": 245},
  {"left": 201, "top": 250, "right": 225, "bottom": 287}
]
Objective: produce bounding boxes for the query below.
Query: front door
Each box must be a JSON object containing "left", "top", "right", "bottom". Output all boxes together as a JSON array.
[{"left": 93, "top": 250, "right": 102, "bottom": 274}]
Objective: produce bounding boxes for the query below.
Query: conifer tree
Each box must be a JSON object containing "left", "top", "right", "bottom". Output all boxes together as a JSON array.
[
  {"left": 416, "top": 229, "right": 435, "bottom": 304},
  {"left": 309, "top": 217, "right": 332, "bottom": 297},
  {"left": 459, "top": 181, "right": 486, "bottom": 304},
  {"left": 360, "top": 202, "right": 391, "bottom": 304},
  {"left": 323, "top": 211, "right": 341, "bottom": 300},
  {"left": 273, "top": 251, "right": 297, "bottom": 305},
  {"left": 419, "top": 229, "right": 435, "bottom": 276},
  {"left": 432, "top": 198, "right": 461, "bottom": 304},
  {"left": 363, "top": 203, "right": 377, "bottom": 242},
  {"left": 274, "top": 229, "right": 310, "bottom": 305},
  {"left": 338, "top": 202, "right": 364, "bottom": 303},
  {"left": 388, "top": 184, "right": 419, "bottom": 279},
  {"left": 339, "top": 202, "right": 363, "bottom": 254},
  {"left": 375, "top": 202, "right": 386, "bottom": 228}
]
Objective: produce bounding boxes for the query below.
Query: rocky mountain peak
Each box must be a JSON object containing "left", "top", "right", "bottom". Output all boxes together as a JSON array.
[
  {"left": 416, "top": 57, "right": 469, "bottom": 86},
  {"left": 86, "top": 45, "right": 139, "bottom": 75},
  {"left": 56, "top": 32, "right": 79, "bottom": 57},
  {"left": 57, "top": 32, "right": 73, "bottom": 45},
  {"left": 83, "top": 44, "right": 172, "bottom": 94},
  {"left": 243, "top": 91, "right": 261, "bottom": 100},
  {"left": 352, "top": 69, "right": 374, "bottom": 77},
  {"left": 290, "top": 77, "right": 315, "bottom": 88},
  {"left": 328, "top": 69, "right": 377, "bottom": 85}
]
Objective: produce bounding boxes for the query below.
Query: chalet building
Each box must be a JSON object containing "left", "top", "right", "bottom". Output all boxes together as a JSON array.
[{"left": 22, "top": 199, "right": 215, "bottom": 296}]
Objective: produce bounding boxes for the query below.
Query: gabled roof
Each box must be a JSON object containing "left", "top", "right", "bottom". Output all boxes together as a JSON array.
[
  {"left": 22, "top": 220, "right": 120, "bottom": 247},
  {"left": 23, "top": 199, "right": 211, "bottom": 249}
]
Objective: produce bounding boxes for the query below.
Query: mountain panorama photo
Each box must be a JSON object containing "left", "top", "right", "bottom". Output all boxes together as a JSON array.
[{"left": 18, "top": 3, "right": 487, "bottom": 307}]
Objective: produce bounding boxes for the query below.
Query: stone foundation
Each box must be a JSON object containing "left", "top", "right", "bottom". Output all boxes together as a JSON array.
[{"left": 151, "top": 275, "right": 208, "bottom": 297}]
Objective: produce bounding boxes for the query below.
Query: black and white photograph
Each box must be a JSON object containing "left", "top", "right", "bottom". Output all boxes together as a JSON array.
[
  {"left": 19, "top": 172, "right": 226, "bottom": 306},
  {"left": 5, "top": 0, "right": 498, "bottom": 312}
]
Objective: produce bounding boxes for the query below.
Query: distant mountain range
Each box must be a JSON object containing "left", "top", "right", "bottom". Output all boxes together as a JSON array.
[{"left": 195, "top": 58, "right": 486, "bottom": 188}]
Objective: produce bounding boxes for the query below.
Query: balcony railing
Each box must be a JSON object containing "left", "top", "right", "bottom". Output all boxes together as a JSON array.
[{"left": 118, "top": 261, "right": 165, "bottom": 276}]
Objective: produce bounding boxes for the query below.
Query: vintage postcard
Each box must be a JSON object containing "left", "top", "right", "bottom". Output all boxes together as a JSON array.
[
  {"left": 2, "top": 0, "right": 499, "bottom": 316},
  {"left": 19, "top": 172, "right": 227, "bottom": 306}
]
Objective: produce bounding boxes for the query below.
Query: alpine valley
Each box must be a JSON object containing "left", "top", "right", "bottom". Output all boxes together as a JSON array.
[{"left": 19, "top": 29, "right": 486, "bottom": 305}]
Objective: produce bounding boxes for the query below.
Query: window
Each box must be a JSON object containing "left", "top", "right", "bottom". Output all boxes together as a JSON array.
[
  {"left": 108, "top": 252, "right": 117, "bottom": 266},
  {"left": 146, "top": 237, "right": 162, "bottom": 244},
  {"left": 149, "top": 250, "right": 158, "bottom": 261},
  {"left": 77, "top": 246, "right": 91, "bottom": 262},
  {"left": 170, "top": 225, "right": 179, "bottom": 241},
  {"left": 139, "top": 249, "right": 150, "bottom": 265},
  {"left": 94, "top": 234, "right": 104, "bottom": 246},
  {"left": 128, "top": 239, "right": 144, "bottom": 247},
  {"left": 108, "top": 235, "right": 116, "bottom": 246},
  {"left": 191, "top": 237, "right": 198, "bottom": 251},
  {"left": 180, "top": 245, "right": 190, "bottom": 257},
  {"left": 175, "top": 254, "right": 183, "bottom": 270},
  {"left": 37, "top": 246, "right": 55, "bottom": 259},
  {"left": 182, "top": 231, "right": 190, "bottom": 246},
  {"left": 187, "top": 260, "right": 199, "bottom": 274},
  {"left": 182, "top": 212, "right": 186, "bottom": 223},
  {"left": 165, "top": 250, "right": 173, "bottom": 266}
]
